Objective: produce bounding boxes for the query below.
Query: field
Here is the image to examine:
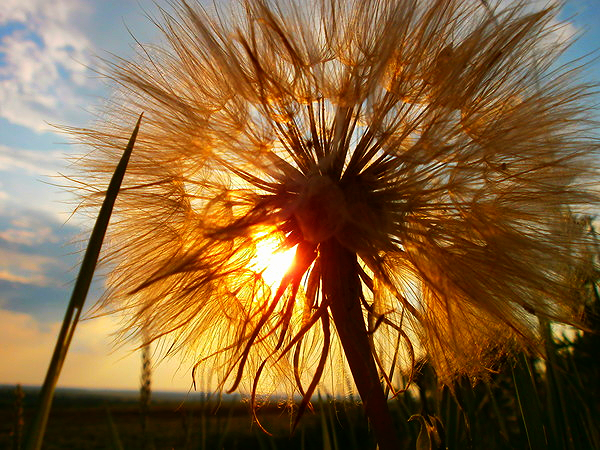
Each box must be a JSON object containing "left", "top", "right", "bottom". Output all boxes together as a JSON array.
[
  {"left": 0, "top": 386, "right": 386, "bottom": 449},
  {"left": 3, "top": 340, "right": 599, "bottom": 450}
]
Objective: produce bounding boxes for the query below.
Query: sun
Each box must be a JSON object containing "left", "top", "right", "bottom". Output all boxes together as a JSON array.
[{"left": 250, "top": 229, "right": 297, "bottom": 289}]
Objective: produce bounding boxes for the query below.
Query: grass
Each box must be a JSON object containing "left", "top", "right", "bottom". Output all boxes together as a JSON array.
[
  {"left": 22, "top": 115, "right": 142, "bottom": 450},
  {"left": 3, "top": 388, "right": 383, "bottom": 449},
  {"left": 8, "top": 327, "right": 599, "bottom": 450}
]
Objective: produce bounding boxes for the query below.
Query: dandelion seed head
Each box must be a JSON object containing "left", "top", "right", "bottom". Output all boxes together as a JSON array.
[{"left": 72, "top": 0, "right": 598, "bottom": 399}]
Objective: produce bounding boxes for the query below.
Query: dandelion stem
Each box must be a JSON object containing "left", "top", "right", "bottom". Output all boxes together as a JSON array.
[{"left": 321, "top": 238, "right": 401, "bottom": 450}]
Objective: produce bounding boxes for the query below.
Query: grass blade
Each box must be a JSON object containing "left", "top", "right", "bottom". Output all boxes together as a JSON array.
[
  {"left": 318, "top": 393, "right": 333, "bottom": 450},
  {"left": 105, "top": 406, "right": 125, "bottom": 450},
  {"left": 512, "top": 354, "right": 547, "bottom": 450},
  {"left": 23, "top": 114, "right": 142, "bottom": 450}
]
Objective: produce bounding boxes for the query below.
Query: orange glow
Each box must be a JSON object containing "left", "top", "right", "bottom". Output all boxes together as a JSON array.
[{"left": 250, "top": 230, "right": 297, "bottom": 289}]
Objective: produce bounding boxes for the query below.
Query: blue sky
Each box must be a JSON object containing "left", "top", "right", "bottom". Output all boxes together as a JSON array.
[
  {"left": 0, "top": 0, "right": 599, "bottom": 391},
  {"left": 0, "top": 0, "right": 194, "bottom": 391}
]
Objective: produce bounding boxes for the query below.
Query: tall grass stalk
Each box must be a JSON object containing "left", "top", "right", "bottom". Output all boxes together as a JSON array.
[
  {"left": 140, "top": 339, "right": 153, "bottom": 449},
  {"left": 317, "top": 393, "right": 333, "bottom": 450},
  {"left": 105, "top": 406, "right": 125, "bottom": 450},
  {"left": 12, "top": 384, "right": 24, "bottom": 450},
  {"left": 23, "top": 115, "right": 142, "bottom": 450},
  {"left": 511, "top": 355, "right": 546, "bottom": 449}
]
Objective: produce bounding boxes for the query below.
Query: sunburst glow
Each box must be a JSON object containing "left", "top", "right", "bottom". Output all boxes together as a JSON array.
[{"left": 250, "top": 230, "right": 298, "bottom": 289}]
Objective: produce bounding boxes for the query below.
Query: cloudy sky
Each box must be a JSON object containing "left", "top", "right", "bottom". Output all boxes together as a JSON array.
[{"left": 0, "top": 0, "right": 599, "bottom": 392}]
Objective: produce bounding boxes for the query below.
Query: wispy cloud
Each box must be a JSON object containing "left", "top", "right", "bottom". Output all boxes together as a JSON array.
[
  {"left": 0, "top": 248, "right": 65, "bottom": 287},
  {"left": 0, "top": 142, "right": 76, "bottom": 224},
  {"left": 0, "top": 225, "right": 57, "bottom": 247},
  {"left": 0, "top": 0, "right": 580, "bottom": 136},
  {"left": 0, "top": 207, "right": 69, "bottom": 247},
  {"left": 0, "top": 207, "right": 78, "bottom": 292},
  {"left": 0, "top": 144, "right": 64, "bottom": 176},
  {"left": 0, "top": 0, "right": 95, "bottom": 132}
]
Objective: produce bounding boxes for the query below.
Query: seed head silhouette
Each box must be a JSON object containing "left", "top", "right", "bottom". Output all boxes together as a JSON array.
[{"left": 72, "top": 1, "right": 598, "bottom": 447}]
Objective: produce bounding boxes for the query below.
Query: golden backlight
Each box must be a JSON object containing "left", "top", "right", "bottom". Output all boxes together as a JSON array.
[{"left": 250, "top": 230, "right": 297, "bottom": 288}]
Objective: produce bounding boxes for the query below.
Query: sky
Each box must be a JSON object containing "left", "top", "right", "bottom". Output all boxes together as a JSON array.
[{"left": 0, "top": 0, "right": 599, "bottom": 392}]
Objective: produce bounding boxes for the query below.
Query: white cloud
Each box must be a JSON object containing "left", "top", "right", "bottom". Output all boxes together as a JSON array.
[
  {"left": 0, "top": 248, "right": 64, "bottom": 286},
  {"left": 0, "top": 143, "right": 77, "bottom": 223},
  {"left": 0, "top": 144, "right": 64, "bottom": 176},
  {"left": 0, "top": 226, "right": 57, "bottom": 246},
  {"left": 459, "top": 0, "right": 579, "bottom": 51},
  {"left": 0, "top": 0, "right": 95, "bottom": 132},
  {"left": 0, "top": 308, "right": 194, "bottom": 391},
  {"left": 0, "top": 206, "right": 69, "bottom": 246},
  {"left": 0, "top": 206, "right": 82, "bottom": 288},
  {"left": 0, "top": 270, "right": 40, "bottom": 285}
]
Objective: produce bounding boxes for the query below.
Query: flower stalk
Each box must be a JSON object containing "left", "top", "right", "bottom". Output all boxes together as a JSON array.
[{"left": 322, "top": 238, "right": 401, "bottom": 449}]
